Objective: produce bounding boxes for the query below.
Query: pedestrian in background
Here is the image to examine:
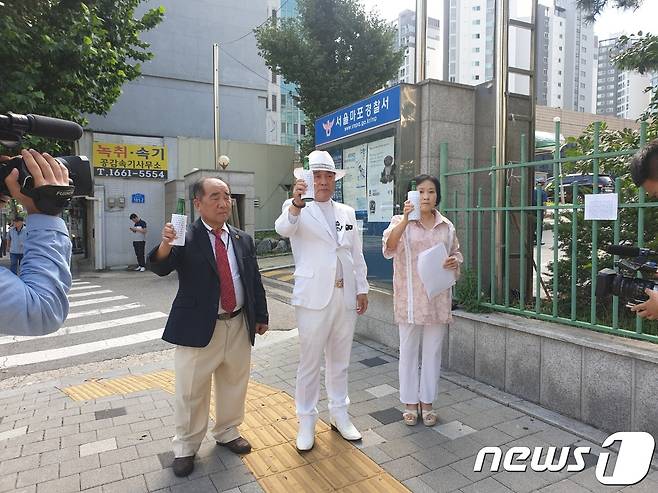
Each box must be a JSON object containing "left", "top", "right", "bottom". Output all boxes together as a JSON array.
[
  {"left": 8, "top": 216, "right": 26, "bottom": 275},
  {"left": 129, "top": 213, "right": 147, "bottom": 271},
  {"left": 382, "top": 174, "right": 462, "bottom": 427}
]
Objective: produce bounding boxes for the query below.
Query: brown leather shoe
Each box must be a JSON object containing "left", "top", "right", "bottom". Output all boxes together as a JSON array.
[
  {"left": 217, "top": 436, "right": 252, "bottom": 455},
  {"left": 172, "top": 455, "right": 195, "bottom": 477}
]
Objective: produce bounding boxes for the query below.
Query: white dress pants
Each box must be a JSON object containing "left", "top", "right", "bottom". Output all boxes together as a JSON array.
[
  {"left": 172, "top": 315, "right": 251, "bottom": 458},
  {"left": 398, "top": 323, "right": 448, "bottom": 405},
  {"left": 295, "top": 286, "right": 357, "bottom": 418}
]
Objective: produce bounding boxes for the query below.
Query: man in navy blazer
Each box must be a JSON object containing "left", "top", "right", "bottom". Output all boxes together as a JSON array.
[{"left": 148, "top": 177, "right": 268, "bottom": 477}]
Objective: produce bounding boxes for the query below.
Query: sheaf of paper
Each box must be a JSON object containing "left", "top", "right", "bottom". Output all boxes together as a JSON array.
[
  {"left": 170, "top": 214, "right": 187, "bottom": 246},
  {"left": 584, "top": 193, "right": 618, "bottom": 221},
  {"left": 417, "top": 243, "right": 456, "bottom": 299}
]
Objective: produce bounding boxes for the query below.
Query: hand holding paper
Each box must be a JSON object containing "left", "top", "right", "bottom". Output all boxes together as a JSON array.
[
  {"left": 417, "top": 243, "right": 456, "bottom": 299},
  {"left": 170, "top": 214, "right": 187, "bottom": 246}
]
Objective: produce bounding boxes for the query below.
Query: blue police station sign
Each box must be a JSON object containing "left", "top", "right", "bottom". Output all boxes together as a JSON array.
[
  {"left": 131, "top": 193, "right": 145, "bottom": 204},
  {"left": 315, "top": 85, "right": 401, "bottom": 146}
]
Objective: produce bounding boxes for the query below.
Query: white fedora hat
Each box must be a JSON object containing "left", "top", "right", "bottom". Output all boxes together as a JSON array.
[{"left": 294, "top": 150, "right": 346, "bottom": 180}]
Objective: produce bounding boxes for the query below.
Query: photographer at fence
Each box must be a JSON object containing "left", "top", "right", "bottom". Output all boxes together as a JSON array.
[
  {"left": 0, "top": 149, "right": 72, "bottom": 335},
  {"left": 629, "top": 139, "right": 658, "bottom": 320},
  {"left": 382, "top": 174, "right": 462, "bottom": 427}
]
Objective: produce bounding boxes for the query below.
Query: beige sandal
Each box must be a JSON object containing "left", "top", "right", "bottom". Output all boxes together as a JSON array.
[
  {"left": 402, "top": 407, "right": 419, "bottom": 426},
  {"left": 422, "top": 409, "right": 438, "bottom": 427}
]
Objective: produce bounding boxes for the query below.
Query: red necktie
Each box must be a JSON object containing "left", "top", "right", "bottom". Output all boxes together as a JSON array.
[{"left": 211, "top": 229, "right": 236, "bottom": 313}]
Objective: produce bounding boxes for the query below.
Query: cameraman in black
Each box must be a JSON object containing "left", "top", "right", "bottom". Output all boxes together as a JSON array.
[
  {"left": 0, "top": 149, "right": 72, "bottom": 334},
  {"left": 629, "top": 139, "right": 658, "bottom": 320}
]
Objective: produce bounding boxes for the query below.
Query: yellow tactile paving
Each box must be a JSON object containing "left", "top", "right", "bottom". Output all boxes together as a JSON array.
[
  {"left": 244, "top": 442, "right": 309, "bottom": 478},
  {"left": 60, "top": 372, "right": 410, "bottom": 492},
  {"left": 260, "top": 464, "right": 334, "bottom": 492},
  {"left": 302, "top": 430, "right": 353, "bottom": 462},
  {"left": 261, "top": 268, "right": 293, "bottom": 278},
  {"left": 337, "top": 473, "right": 411, "bottom": 493},
  {"left": 312, "top": 449, "right": 381, "bottom": 489},
  {"left": 241, "top": 424, "right": 289, "bottom": 451},
  {"left": 270, "top": 415, "right": 330, "bottom": 441}
]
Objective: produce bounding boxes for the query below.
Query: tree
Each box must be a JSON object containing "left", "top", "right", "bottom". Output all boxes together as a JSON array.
[
  {"left": 0, "top": 0, "right": 165, "bottom": 154},
  {"left": 578, "top": 0, "right": 657, "bottom": 118},
  {"left": 255, "top": 0, "right": 403, "bottom": 156},
  {"left": 576, "top": 0, "right": 643, "bottom": 21}
]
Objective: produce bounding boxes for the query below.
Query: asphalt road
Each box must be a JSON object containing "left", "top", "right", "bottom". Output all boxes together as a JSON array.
[{"left": 0, "top": 266, "right": 297, "bottom": 384}]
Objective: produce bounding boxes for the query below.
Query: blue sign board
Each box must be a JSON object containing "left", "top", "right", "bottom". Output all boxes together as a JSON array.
[
  {"left": 131, "top": 193, "right": 145, "bottom": 204},
  {"left": 315, "top": 85, "right": 401, "bottom": 146}
]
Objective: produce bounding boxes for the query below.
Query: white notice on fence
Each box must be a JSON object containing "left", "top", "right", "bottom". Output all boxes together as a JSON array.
[{"left": 584, "top": 193, "right": 618, "bottom": 221}]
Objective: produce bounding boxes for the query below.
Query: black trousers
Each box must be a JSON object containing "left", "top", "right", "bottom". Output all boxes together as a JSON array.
[{"left": 133, "top": 241, "right": 146, "bottom": 267}]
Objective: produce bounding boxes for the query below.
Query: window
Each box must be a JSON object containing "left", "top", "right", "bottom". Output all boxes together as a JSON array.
[
  {"left": 472, "top": 33, "right": 480, "bottom": 39},
  {"left": 580, "top": 106, "right": 585, "bottom": 112},
  {"left": 271, "top": 94, "right": 277, "bottom": 112},
  {"left": 473, "top": 5, "right": 481, "bottom": 11},
  {"left": 473, "top": 19, "right": 481, "bottom": 25},
  {"left": 580, "top": 83, "right": 586, "bottom": 88},
  {"left": 473, "top": 74, "right": 480, "bottom": 80},
  {"left": 293, "top": 123, "right": 298, "bottom": 135},
  {"left": 281, "top": 122, "right": 286, "bottom": 134},
  {"left": 580, "top": 95, "right": 585, "bottom": 100},
  {"left": 280, "top": 94, "right": 286, "bottom": 106},
  {"left": 559, "top": 46, "right": 563, "bottom": 51},
  {"left": 271, "top": 8, "right": 277, "bottom": 20},
  {"left": 472, "top": 61, "right": 480, "bottom": 66},
  {"left": 300, "top": 124, "right": 306, "bottom": 136},
  {"left": 544, "top": 32, "right": 549, "bottom": 38},
  {"left": 557, "top": 94, "right": 561, "bottom": 99},
  {"left": 543, "top": 69, "right": 547, "bottom": 75},
  {"left": 557, "top": 82, "right": 561, "bottom": 87},
  {"left": 582, "top": 71, "right": 587, "bottom": 76},
  {"left": 558, "top": 70, "right": 562, "bottom": 75},
  {"left": 271, "top": 71, "right": 277, "bottom": 84},
  {"left": 473, "top": 47, "right": 480, "bottom": 53}
]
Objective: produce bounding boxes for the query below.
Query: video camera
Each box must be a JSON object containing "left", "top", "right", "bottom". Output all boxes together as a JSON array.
[
  {"left": 0, "top": 112, "right": 93, "bottom": 215},
  {"left": 596, "top": 245, "right": 658, "bottom": 304}
]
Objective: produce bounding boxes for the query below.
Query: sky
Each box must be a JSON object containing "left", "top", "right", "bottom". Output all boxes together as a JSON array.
[{"left": 358, "top": 0, "right": 658, "bottom": 40}]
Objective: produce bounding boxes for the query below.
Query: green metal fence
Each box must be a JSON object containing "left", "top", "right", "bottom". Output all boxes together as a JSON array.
[{"left": 441, "top": 120, "right": 658, "bottom": 343}]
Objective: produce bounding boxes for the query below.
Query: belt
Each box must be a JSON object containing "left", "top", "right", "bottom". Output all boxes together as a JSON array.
[
  {"left": 335, "top": 279, "right": 344, "bottom": 288},
  {"left": 217, "top": 307, "right": 242, "bottom": 320}
]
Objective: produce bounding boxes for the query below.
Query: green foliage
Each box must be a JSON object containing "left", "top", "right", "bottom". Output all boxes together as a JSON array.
[
  {"left": 455, "top": 268, "right": 491, "bottom": 313},
  {"left": 255, "top": 0, "right": 403, "bottom": 156},
  {"left": 547, "top": 121, "right": 658, "bottom": 334},
  {"left": 0, "top": 0, "right": 164, "bottom": 154},
  {"left": 576, "top": 0, "right": 644, "bottom": 22}
]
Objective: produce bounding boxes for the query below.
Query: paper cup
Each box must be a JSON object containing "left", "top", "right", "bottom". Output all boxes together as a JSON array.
[
  {"left": 300, "top": 169, "right": 315, "bottom": 202},
  {"left": 407, "top": 191, "right": 421, "bottom": 221}
]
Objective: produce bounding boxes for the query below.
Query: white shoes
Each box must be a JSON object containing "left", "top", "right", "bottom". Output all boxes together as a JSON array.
[
  {"left": 329, "top": 414, "right": 362, "bottom": 441},
  {"left": 137, "top": 266, "right": 146, "bottom": 272},
  {"left": 296, "top": 416, "right": 317, "bottom": 451}
]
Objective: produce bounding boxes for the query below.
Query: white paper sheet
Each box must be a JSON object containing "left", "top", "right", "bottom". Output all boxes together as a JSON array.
[
  {"left": 170, "top": 214, "right": 187, "bottom": 246},
  {"left": 417, "top": 243, "right": 456, "bottom": 299},
  {"left": 584, "top": 193, "right": 618, "bottom": 221}
]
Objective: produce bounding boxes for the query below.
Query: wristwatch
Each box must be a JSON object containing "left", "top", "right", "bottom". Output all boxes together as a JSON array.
[{"left": 292, "top": 199, "right": 306, "bottom": 209}]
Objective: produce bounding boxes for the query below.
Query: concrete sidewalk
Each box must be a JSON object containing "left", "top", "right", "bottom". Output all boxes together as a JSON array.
[{"left": 0, "top": 329, "right": 656, "bottom": 492}]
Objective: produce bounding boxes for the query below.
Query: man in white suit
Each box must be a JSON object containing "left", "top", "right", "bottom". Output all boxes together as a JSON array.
[{"left": 275, "top": 150, "right": 369, "bottom": 451}]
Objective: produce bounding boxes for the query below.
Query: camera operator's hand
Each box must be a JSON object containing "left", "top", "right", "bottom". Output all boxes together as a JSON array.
[
  {"left": 630, "top": 289, "right": 658, "bottom": 320},
  {"left": 2, "top": 150, "right": 69, "bottom": 215}
]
